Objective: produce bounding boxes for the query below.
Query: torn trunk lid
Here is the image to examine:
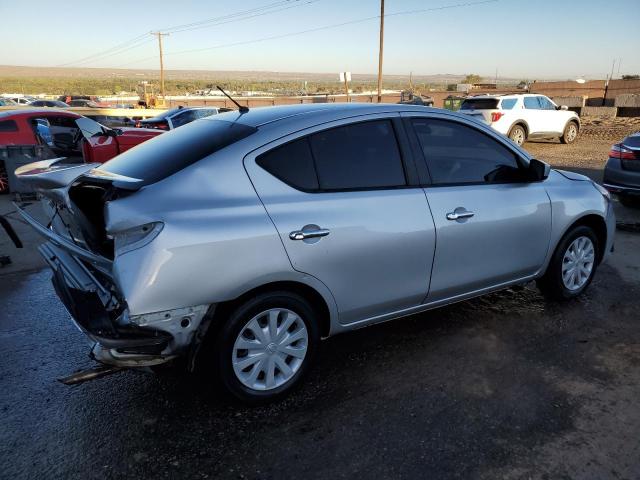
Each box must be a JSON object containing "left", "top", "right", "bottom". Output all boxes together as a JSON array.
[{"left": 14, "top": 158, "right": 144, "bottom": 276}]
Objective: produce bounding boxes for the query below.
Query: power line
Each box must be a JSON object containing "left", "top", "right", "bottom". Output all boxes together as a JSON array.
[
  {"left": 119, "top": 0, "right": 498, "bottom": 65},
  {"left": 160, "top": 0, "right": 297, "bottom": 33},
  {"left": 57, "top": 34, "right": 150, "bottom": 67},
  {"left": 56, "top": 0, "right": 317, "bottom": 67}
]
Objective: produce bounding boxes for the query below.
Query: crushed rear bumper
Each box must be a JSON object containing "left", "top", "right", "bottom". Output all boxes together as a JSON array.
[{"left": 17, "top": 202, "right": 210, "bottom": 368}]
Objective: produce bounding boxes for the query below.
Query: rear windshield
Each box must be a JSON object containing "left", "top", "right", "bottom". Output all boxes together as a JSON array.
[
  {"left": 98, "top": 119, "right": 256, "bottom": 186},
  {"left": 460, "top": 98, "right": 499, "bottom": 110},
  {"left": 623, "top": 135, "right": 640, "bottom": 148}
]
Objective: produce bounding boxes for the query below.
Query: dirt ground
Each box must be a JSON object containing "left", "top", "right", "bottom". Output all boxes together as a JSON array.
[
  {"left": 1, "top": 117, "right": 639, "bottom": 479},
  {"left": 524, "top": 116, "right": 640, "bottom": 177}
]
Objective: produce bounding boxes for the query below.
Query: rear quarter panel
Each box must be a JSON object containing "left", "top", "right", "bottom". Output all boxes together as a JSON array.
[{"left": 106, "top": 139, "right": 338, "bottom": 322}]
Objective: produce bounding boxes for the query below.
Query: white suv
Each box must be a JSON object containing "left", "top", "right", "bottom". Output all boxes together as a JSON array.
[{"left": 459, "top": 94, "right": 580, "bottom": 146}]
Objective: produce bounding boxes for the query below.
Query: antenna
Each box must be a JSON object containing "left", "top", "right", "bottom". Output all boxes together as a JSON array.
[{"left": 216, "top": 86, "right": 249, "bottom": 113}]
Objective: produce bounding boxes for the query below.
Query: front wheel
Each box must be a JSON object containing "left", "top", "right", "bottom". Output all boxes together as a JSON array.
[
  {"left": 215, "top": 292, "right": 320, "bottom": 404},
  {"left": 537, "top": 225, "right": 599, "bottom": 300},
  {"left": 560, "top": 121, "right": 579, "bottom": 144}
]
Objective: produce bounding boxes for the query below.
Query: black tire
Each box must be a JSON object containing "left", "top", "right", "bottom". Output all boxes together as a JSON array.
[
  {"left": 508, "top": 124, "right": 526, "bottom": 146},
  {"left": 537, "top": 225, "right": 599, "bottom": 300},
  {"left": 560, "top": 121, "right": 579, "bottom": 144},
  {"left": 618, "top": 194, "right": 640, "bottom": 208},
  {"left": 214, "top": 291, "right": 320, "bottom": 405}
]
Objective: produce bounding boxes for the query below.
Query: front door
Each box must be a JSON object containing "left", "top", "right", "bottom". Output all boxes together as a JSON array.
[
  {"left": 405, "top": 114, "right": 552, "bottom": 302},
  {"left": 244, "top": 115, "right": 436, "bottom": 324}
]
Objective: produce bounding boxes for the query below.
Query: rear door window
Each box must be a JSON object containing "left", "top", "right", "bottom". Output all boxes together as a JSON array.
[
  {"left": 256, "top": 119, "right": 407, "bottom": 191},
  {"left": 309, "top": 120, "right": 406, "bottom": 190},
  {"left": 411, "top": 118, "right": 524, "bottom": 185},
  {"left": 257, "top": 138, "right": 319, "bottom": 191},
  {"left": 524, "top": 97, "right": 542, "bottom": 109}
]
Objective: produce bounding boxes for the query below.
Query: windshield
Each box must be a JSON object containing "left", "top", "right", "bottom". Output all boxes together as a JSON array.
[
  {"left": 75, "top": 117, "right": 105, "bottom": 139},
  {"left": 460, "top": 98, "right": 499, "bottom": 110},
  {"left": 98, "top": 119, "right": 257, "bottom": 186}
]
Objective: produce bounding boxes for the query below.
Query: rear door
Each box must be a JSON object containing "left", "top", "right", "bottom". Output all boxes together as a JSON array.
[
  {"left": 523, "top": 96, "right": 544, "bottom": 134},
  {"left": 404, "top": 113, "right": 551, "bottom": 302},
  {"left": 244, "top": 115, "right": 436, "bottom": 325}
]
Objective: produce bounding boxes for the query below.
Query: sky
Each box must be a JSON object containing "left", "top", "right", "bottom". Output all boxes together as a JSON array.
[{"left": 0, "top": 0, "right": 639, "bottom": 79}]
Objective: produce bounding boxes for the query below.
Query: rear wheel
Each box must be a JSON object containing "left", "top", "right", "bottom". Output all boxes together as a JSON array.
[
  {"left": 537, "top": 225, "right": 599, "bottom": 300},
  {"left": 560, "top": 121, "right": 579, "bottom": 144},
  {"left": 214, "top": 291, "right": 320, "bottom": 404},
  {"left": 508, "top": 125, "right": 526, "bottom": 146}
]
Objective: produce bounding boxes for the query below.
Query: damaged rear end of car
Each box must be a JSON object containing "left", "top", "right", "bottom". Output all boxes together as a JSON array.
[{"left": 14, "top": 118, "right": 258, "bottom": 374}]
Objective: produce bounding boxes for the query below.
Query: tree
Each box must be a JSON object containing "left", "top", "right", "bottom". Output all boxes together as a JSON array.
[{"left": 463, "top": 74, "right": 482, "bottom": 84}]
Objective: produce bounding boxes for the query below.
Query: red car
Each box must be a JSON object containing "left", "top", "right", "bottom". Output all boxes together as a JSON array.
[{"left": 0, "top": 109, "right": 162, "bottom": 164}]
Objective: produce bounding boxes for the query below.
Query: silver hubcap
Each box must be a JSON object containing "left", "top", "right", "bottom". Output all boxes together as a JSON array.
[
  {"left": 566, "top": 124, "right": 577, "bottom": 142},
  {"left": 511, "top": 128, "right": 525, "bottom": 145},
  {"left": 232, "top": 308, "right": 308, "bottom": 391},
  {"left": 562, "top": 236, "right": 595, "bottom": 291}
]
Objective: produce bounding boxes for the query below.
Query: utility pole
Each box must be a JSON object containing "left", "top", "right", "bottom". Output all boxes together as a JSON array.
[
  {"left": 151, "top": 32, "right": 169, "bottom": 100},
  {"left": 377, "top": 0, "right": 385, "bottom": 103}
]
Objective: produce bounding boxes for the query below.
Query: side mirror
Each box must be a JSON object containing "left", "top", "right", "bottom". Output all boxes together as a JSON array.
[
  {"left": 528, "top": 158, "right": 550, "bottom": 181},
  {"left": 557, "top": 105, "right": 568, "bottom": 111}
]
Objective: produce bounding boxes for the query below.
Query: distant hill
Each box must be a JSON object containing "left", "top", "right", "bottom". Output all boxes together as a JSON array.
[{"left": 0, "top": 64, "right": 520, "bottom": 85}]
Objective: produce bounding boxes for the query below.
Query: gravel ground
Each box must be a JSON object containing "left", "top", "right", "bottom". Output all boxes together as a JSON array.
[{"left": 1, "top": 118, "right": 639, "bottom": 480}]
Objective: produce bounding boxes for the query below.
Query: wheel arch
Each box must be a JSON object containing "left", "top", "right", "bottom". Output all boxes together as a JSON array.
[
  {"left": 554, "top": 213, "right": 608, "bottom": 265},
  {"left": 508, "top": 120, "right": 529, "bottom": 138},
  {"left": 564, "top": 117, "right": 580, "bottom": 132},
  {"left": 210, "top": 280, "right": 334, "bottom": 339}
]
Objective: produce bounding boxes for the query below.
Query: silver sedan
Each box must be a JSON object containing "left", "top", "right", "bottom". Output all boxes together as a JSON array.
[{"left": 16, "top": 104, "right": 615, "bottom": 403}]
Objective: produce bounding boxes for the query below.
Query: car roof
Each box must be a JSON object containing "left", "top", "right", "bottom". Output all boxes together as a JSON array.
[
  {"left": 0, "top": 109, "right": 80, "bottom": 120},
  {"left": 210, "top": 103, "right": 437, "bottom": 128}
]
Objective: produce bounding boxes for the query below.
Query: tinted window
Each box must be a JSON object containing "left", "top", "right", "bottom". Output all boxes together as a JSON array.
[
  {"left": 309, "top": 120, "right": 406, "bottom": 190},
  {"left": 0, "top": 120, "right": 17, "bottom": 132},
  {"left": 523, "top": 97, "right": 541, "bottom": 109},
  {"left": 45, "top": 115, "right": 77, "bottom": 128},
  {"left": 538, "top": 96, "right": 555, "bottom": 110},
  {"left": 500, "top": 98, "right": 517, "bottom": 109},
  {"left": 98, "top": 119, "right": 256, "bottom": 186},
  {"left": 171, "top": 110, "right": 200, "bottom": 128},
  {"left": 411, "top": 118, "right": 523, "bottom": 184},
  {"left": 257, "top": 138, "right": 319, "bottom": 191},
  {"left": 460, "top": 98, "right": 499, "bottom": 110}
]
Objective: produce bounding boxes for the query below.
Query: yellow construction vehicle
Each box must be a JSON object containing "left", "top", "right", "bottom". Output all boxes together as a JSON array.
[{"left": 136, "top": 81, "right": 166, "bottom": 109}]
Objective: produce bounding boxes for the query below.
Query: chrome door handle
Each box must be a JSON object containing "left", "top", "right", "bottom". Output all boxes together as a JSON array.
[
  {"left": 446, "top": 210, "right": 474, "bottom": 221},
  {"left": 289, "top": 228, "right": 330, "bottom": 240}
]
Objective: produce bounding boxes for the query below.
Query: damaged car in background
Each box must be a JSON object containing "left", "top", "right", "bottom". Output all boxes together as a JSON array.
[{"left": 15, "top": 103, "right": 615, "bottom": 403}]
